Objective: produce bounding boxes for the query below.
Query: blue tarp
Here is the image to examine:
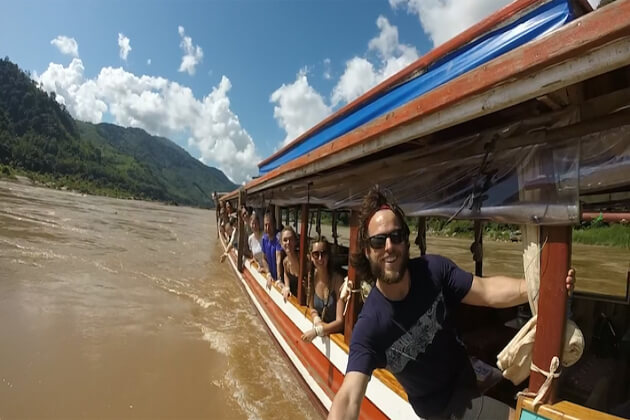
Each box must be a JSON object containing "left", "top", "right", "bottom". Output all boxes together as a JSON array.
[{"left": 259, "top": 0, "right": 574, "bottom": 175}]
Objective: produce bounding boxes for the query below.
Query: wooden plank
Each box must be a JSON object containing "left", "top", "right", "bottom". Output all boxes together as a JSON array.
[
  {"left": 473, "top": 220, "right": 483, "bottom": 277},
  {"left": 298, "top": 204, "right": 309, "bottom": 305},
  {"left": 247, "top": 3, "right": 630, "bottom": 195},
  {"left": 517, "top": 395, "right": 626, "bottom": 420},
  {"left": 529, "top": 226, "right": 572, "bottom": 401},
  {"left": 237, "top": 189, "right": 246, "bottom": 272},
  {"left": 344, "top": 210, "right": 362, "bottom": 345}
]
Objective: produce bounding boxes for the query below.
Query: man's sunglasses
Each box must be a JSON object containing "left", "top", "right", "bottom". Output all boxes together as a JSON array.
[
  {"left": 368, "top": 229, "right": 407, "bottom": 249},
  {"left": 311, "top": 250, "right": 328, "bottom": 259}
]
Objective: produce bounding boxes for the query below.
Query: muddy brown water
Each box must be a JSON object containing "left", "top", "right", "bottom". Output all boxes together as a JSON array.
[
  {"left": 1, "top": 180, "right": 627, "bottom": 419},
  {"left": 0, "top": 180, "right": 321, "bottom": 419}
]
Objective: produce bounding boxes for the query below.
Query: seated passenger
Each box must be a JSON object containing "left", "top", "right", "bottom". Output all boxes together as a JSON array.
[
  {"left": 248, "top": 211, "right": 264, "bottom": 268},
  {"left": 219, "top": 217, "right": 238, "bottom": 263},
  {"left": 301, "top": 236, "right": 345, "bottom": 342},
  {"left": 261, "top": 211, "right": 282, "bottom": 288},
  {"left": 280, "top": 226, "right": 299, "bottom": 301}
]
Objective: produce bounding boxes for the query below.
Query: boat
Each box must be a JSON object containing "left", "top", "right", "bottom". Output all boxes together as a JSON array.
[{"left": 218, "top": 0, "right": 630, "bottom": 417}]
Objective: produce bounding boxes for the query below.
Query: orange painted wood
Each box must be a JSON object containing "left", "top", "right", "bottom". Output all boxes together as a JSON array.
[
  {"left": 298, "top": 204, "right": 309, "bottom": 305},
  {"left": 529, "top": 226, "right": 572, "bottom": 401},
  {"left": 240, "top": 268, "right": 387, "bottom": 420},
  {"left": 258, "top": 0, "right": 544, "bottom": 168},
  {"left": 344, "top": 210, "right": 362, "bottom": 346},
  {"left": 517, "top": 395, "right": 626, "bottom": 420},
  {"left": 247, "top": 0, "right": 630, "bottom": 193}
]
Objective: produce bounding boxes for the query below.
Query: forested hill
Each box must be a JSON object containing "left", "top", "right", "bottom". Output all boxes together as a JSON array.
[{"left": 0, "top": 57, "right": 237, "bottom": 207}]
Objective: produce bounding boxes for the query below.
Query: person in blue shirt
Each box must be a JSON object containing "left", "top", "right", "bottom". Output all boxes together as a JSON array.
[
  {"left": 328, "top": 186, "right": 575, "bottom": 420},
  {"left": 261, "top": 210, "right": 283, "bottom": 288}
]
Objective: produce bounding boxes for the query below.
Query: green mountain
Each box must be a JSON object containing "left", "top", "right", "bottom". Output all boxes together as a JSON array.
[{"left": 0, "top": 57, "right": 237, "bottom": 207}]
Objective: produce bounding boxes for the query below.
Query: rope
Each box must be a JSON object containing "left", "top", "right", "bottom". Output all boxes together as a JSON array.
[
  {"left": 339, "top": 277, "right": 361, "bottom": 316},
  {"left": 518, "top": 356, "right": 561, "bottom": 407}
]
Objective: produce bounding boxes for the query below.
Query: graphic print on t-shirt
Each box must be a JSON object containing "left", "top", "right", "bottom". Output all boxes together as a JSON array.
[{"left": 385, "top": 292, "right": 446, "bottom": 374}]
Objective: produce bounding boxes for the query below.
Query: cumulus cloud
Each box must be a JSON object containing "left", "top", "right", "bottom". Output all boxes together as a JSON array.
[
  {"left": 323, "top": 58, "right": 332, "bottom": 80},
  {"left": 178, "top": 25, "right": 204, "bottom": 75},
  {"left": 50, "top": 35, "right": 79, "bottom": 57},
  {"left": 118, "top": 33, "right": 131, "bottom": 61},
  {"left": 331, "top": 16, "right": 418, "bottom": 106},
  {"left": 389, "top": 0, "right": 512, "bottom": 46},
  {"left": 270, "top": 69, "right": 332, "bottom": 146},
  {"left": 35, "top": 59, "right": 258, "bottom": 183}
]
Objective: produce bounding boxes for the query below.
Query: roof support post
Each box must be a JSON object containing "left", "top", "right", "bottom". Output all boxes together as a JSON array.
[
  {"left": 237, "top": 189, "right": 247, "bottom": 272},
  {"left": 297, "top": 203, "right": 309, "bottom": 306},
  {"left": 473, "top": 220, "right": 484, "bottom": 277},
  {"left": 344, "top": 210, "right": 362, "bottom": 345},
  {"left": 415, "top": 217, "right": 427, "bottom": 256},
  {"left": 529, "top": 225, "right": 572, "bottom": 402},
  {"left": 274, "top": 206, "right": 282, "bottom": 231}
]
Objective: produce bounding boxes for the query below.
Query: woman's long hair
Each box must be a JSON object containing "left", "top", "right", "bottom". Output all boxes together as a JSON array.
[{"left": 309, "top": 236, "right": 337, "bottom": 321}]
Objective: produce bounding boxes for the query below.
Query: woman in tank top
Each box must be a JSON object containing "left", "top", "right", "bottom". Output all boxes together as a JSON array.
[
  {"left": 301, "top": 236, "right": 345, "bottom": 342},
  {"left": 247, "top": 211, "right": 264, "bottom": 268},
  {"left": 280, "top": 226, "right": 300, "bottom": 302}
]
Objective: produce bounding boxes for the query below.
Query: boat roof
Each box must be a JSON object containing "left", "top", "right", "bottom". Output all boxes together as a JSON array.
[{"left": 224, "top": 0, "right": 630, "bottom": 223}]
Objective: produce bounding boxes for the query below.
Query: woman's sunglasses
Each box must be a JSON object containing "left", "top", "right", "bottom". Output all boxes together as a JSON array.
[
  {"left": 368, "top": 229, "right": 406, "bottom": 249},
  {"left": 311, "top": 250, "right": 328, "bottom": 259}
]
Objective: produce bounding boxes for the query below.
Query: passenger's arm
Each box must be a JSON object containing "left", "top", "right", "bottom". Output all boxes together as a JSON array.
[
  {"left": 462, "top": 269, "right": 575, "bottom": 308},
  {"left": 462, "top": 275, "right": 527, "bottom": 308},
  {"left": 328, "top": 371, "right": 370, "bottom": 420}
]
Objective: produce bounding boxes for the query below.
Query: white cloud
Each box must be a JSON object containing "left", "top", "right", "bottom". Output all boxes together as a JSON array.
[
  {"left": 35, "top": 59, "right": 258, "bottom": 183},
  {"left": 270, "top": 69, "right": 332, "bottom": 146},
  {"left": 177, "top": 25, "right": 204, "bottom": 75},
  {"left": 389, "top": 0, "right": 512, "bottom": 46},
  {"left": 331, "top": 16, "right": 418, "bottom": 106},
  {"left": 147, "top": 58, "right": 152, "bottom": 65},
  {"left": 118, "top": 33, "right": 132, "bottom": 61},
  {"left": 50, "top": 35, "right": 79, "bottom": 57},
  {"left": 323, "top": 58, "right": 332, "bottom": 80}
]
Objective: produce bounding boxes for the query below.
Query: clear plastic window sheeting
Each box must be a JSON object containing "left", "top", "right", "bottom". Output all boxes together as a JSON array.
[{"left": 246, "top": 124, "right": 630, "bottom": 225}]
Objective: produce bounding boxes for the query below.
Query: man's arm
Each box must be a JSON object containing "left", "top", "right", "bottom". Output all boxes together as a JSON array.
[
  {"left": 462, "top": 275, "right": 527, "bottom": 308},
  {"left": 462, "top": 269, "right": 575, "bottom": 308},
  {"left": 328, "top": 371, "right": 370, "bottom": 420}
]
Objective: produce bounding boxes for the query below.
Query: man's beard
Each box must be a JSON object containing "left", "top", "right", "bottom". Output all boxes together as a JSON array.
[{"left": 369, "top": 246, "right": 409, "bottom": 284}]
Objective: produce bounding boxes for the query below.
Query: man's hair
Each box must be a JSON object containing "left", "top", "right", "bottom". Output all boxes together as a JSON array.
[{"left": 350, "top": 186, "right": 410, "bottom": 284}]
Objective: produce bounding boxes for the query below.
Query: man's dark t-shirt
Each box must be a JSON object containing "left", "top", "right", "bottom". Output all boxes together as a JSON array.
[{"left": 346, "top": 255, "right": 477, "bottom": 418}]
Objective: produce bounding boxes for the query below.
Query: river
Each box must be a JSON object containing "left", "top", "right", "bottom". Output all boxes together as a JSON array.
[
  {"left": 0, "top": 180, "right": 321, "bottom": 419},
  {"left": 1, "top": 179, "right": 627, "bottom": 419}
]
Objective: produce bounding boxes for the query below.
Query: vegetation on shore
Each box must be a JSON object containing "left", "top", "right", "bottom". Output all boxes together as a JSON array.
[
  {"left": 284, "top": 208, "right": 629, "bottom": 248},
  {"left": 0, "top": 57, "right": 236, "bottom": 207}
]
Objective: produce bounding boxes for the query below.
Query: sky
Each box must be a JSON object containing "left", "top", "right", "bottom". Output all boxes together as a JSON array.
[{"left": 0, "top": 0, "right": 599, "bottom": 184}]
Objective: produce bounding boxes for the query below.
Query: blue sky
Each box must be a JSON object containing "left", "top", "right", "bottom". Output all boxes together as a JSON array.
[{"left": 0, "top": 0, "right": 545, "bottom": 183}]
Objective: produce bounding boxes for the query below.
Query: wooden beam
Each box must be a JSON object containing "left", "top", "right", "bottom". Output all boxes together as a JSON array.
[
  {"left": 529, "top": 226, "right": 572, "bottom": 401},
  {"left": 237, "top": 189, "right": 246, "bottom": 272},
  {"left": 344, "top": 210, "right": 362, "bottom": 345},
  {"left": 415, "top": 217, "right": 427, "bottom": 256},
  {"left": 297, "top": 204, "right": 309, "bottom": 306},
  {"left": 473, "top": 220, "right": 483, "bottom": 277}
]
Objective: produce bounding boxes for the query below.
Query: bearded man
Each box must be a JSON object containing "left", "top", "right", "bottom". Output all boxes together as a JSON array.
[{"left": 328, "top": 186, "right": 575, "bottom": 420}]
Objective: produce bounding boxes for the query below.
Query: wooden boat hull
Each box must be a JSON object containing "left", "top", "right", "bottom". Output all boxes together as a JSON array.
[{"left": 219, "top": 238, "right": 416, "bottom": 419}]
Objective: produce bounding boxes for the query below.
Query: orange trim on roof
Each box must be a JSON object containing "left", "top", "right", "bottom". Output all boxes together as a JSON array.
[
  {"left": 246, "top": 0, "right": 630, "bottom": 193},
  {"left": 257, "top": 0, "right": 545, "bottom": 168}
]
